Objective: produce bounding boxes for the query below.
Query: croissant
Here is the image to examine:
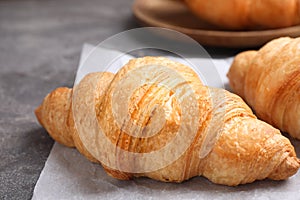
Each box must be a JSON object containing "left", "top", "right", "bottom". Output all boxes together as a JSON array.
[
  {"left": 227, "top": 37, "right": 300, "bottom": 140},
  {"left": 184, "top": 0, "right": 300, "bottom": 30},
  {"left": 35, "top": 56, "right": 299, "bottom": 186}
]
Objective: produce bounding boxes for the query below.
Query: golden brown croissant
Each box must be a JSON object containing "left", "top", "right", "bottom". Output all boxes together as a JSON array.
[
  {"left": 184, "top": 0, "right": 300, "bottom": 30},
  {"left": 227, "top": 37, "right": 300, "bottom": 140},
  {"left": 35, "top": 56, "right": 299, "bottom": 186}
]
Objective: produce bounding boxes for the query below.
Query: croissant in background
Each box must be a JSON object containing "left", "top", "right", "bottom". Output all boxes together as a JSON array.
[
  {"left": 184, "top": 0, "right": 300, "bottom": 30},
  {"left": 227, "top": 37, "right": 300, "bottom": 140},
  {"left": 35, "top": 57, "right": 299, "bottom": 186}
]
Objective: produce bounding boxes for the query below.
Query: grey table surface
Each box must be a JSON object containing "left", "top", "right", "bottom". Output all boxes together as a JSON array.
[{"left": 0, "top": 0, "right": 244, "bottom": 199}]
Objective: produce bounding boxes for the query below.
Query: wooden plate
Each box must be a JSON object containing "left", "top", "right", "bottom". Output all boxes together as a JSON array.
[{"left": 132, "top": 0, "right": 300, "bottom": 48}]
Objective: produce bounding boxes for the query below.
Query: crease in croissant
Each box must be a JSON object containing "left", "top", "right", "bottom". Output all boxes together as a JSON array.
[
  {"left": 35, "top": 56, "right": 300, "bottom": 186},
  {"left": 227, "top": 37, "right": 300, "bottom": 140}
]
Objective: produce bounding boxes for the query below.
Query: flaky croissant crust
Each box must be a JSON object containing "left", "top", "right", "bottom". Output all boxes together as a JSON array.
[
  {"left": 36, "top": 56, "right": 299, "bottom": 186},
  {"left": 228, "top": 37, "right": 300, "bottom": 140}
]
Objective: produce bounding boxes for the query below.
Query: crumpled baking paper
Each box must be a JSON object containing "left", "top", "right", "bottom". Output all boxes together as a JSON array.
[{"left": 32, "top": 44, "right": 300, "bottom": 200}]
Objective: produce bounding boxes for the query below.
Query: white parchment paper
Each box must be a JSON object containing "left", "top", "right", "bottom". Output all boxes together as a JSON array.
[{"left": 32, "top": 44, "right": 300, "bottom": 200}]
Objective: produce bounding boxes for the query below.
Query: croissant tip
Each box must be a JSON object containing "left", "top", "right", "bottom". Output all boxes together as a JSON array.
[
  {"left": 294, "top": 157, "right": 300, "bottom": 167},
  {"left": 34, "top": 104, "right": 44, "bottom": 126},
  {"left": 283, "top": 153, "right": 300, "bottom": 172},
  {"left": 284, "top": 156, "right": 300, "bottom": 177},
  {"left": 269, "top": 155, "right": 300, "bottom": 180}
]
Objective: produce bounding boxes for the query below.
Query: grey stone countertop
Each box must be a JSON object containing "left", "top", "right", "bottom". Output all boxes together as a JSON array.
[{"left": 0, "top": 0, "right": 244, "bottom": 199}]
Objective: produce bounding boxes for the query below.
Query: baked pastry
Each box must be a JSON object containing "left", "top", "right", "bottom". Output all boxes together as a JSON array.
[
  {"left": 184, "top": 0, "right": 300, "bottom": 30},
  {"left": 227, "top": 37, "right": 300, "bottom": 140},
  {"left": 35, "top": 56, "right": 299, "bottom": 186}
]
